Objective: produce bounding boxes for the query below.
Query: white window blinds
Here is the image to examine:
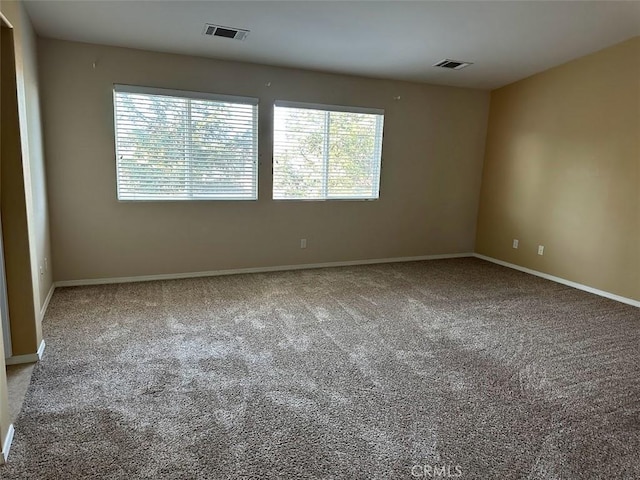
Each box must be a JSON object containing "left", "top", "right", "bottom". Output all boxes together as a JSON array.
[
  {"left": 114, "top": 85, "right": 258, "bottom": 200},
  {"left": 273, "top": 101, "right": 384, "bottom": 200}
]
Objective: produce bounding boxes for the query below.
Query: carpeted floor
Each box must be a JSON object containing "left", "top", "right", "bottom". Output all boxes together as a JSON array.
[
  {"left": 6, "top": 364, "right": 36, "bottom": 424},
  {"left": 1, "top": 258, "right": 639, "bottom": 479}
]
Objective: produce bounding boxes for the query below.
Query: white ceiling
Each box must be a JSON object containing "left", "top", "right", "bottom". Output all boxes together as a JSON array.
[{"left": 24, "top": 0, "right": 640, "bottom": 90}]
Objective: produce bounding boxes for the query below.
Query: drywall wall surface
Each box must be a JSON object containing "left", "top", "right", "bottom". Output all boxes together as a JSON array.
[
  {"left": 1, "top": 0, "right": 52, "bottom": 316},
  {"left": 476, "top": 37, "right": 640, "bottom": 301},
  {"left": 1, "top": 2, "right": 42, "bottom": 356},
  {"left": 38, "top": 38, "right": 490, "bottom": 281}
]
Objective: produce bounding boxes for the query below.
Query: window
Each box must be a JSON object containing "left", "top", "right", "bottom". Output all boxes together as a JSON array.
[
  {"left": 113, "top": 85, "right": 258, "bottom": 200},
  {"left": 273, "top": 101, "right": 384, "bottom": 200}
]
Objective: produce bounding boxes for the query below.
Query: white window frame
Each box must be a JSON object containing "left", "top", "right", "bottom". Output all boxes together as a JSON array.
[
  {"left": 273, "top": 100, "right": 384, "bottom": 201},
  {"left": 113, "top": 84, "right": 259, "bottom": 201}
]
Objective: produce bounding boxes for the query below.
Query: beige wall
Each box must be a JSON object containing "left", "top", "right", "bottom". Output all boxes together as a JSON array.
[
  {"left": 0, "top": 0, "right": 51, "bottom": 357},
  {"left": 476, "top": 37, "right": 640, "bottom": 301},
  {"left": 1, "top": 20, "right": 37, "bottom": 357},
  {"left": 12, "top": 2, "right": 52, "bottom": 313},
  {"left": 38, "top": 38, "right": 490, "bottom": 282},
  {"left": 3, "top": 0, "right": 52, "bottom": 312}
]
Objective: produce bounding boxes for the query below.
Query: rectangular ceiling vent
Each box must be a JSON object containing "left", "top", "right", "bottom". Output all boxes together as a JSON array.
[
  {"left": 203, "top": 24, "right": 249, "bottom": 41},
  {"left": 432, "top": 59, "right": 473, "bottom": 70}
]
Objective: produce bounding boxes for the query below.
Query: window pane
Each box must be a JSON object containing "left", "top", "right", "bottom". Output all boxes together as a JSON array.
[
  {"left": 273, "top": 103, "right": 383, "bottom": 200},
  {"left": 273, "top": 107, "right": 326, "bottom": 199},
  {"left": 328, "top": 111, "right": 379, "bottom": 198},
  {"left": 115, "top": 93, "right": 189, "bottom": 198},
  {"left": 114, "top": 87, "right": 258, "bottom": 200},
  {"left": 190, "top": 100, "right": 257, "bottom": 199}
]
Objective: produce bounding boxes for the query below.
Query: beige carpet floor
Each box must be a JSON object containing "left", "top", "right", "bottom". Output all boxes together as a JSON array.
[
  {"left": 1, "top": 258, "right": 639, "bottom": 479},
  {"left": 5, "top": 364, "right": 36, "bottom": 424}
]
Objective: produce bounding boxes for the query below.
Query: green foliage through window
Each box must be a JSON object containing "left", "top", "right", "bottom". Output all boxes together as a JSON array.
[
  {"left": 273, "top": 102, "right": 384, "bottom": 200},
  {"left": 114, "top": 86, "right": 258, "bottom": 200}
]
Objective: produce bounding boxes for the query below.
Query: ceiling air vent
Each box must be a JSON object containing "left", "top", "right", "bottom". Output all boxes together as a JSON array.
[
  {"left": 203, "top": 24, "right": 249, "bottom": 41},
  {"left": 432, "top": 59, "right": 473, "bottom": 70}
]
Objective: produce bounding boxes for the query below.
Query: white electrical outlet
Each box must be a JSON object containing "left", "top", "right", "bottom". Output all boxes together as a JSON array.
[
  {"left": 538, "top": 245, "right": 544, "bottom": 256},
  {"left": 39, "top": 265, "right": 44, "bottom": 276},
  {"left": 512, "top": 239, "right": 519, "bottom": 249},
  {"left": 300, "top": 239, "right": 307, "bottom": 249}
]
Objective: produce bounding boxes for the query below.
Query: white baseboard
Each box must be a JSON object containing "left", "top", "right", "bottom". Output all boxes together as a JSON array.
[
  {"left": 53, "top": 253, "right": 474, "bottom": 287},
  {"left": 48, "top": 252, "right": 639, "bottom": 307},
  {"left": 474, "top": 253, "right": 639, "bottom": 308},
  {"left": 1, "top": 424, "right": 15, "bottom": 464},
  {"left": 5, "top": 339, "right": 46, "bottom": 366},
  {"left": 40, "top": 284, "right": 56, "bottom": 321},
  {"left": 37, "top": 339, "right": 46, "bottom": 359}
]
